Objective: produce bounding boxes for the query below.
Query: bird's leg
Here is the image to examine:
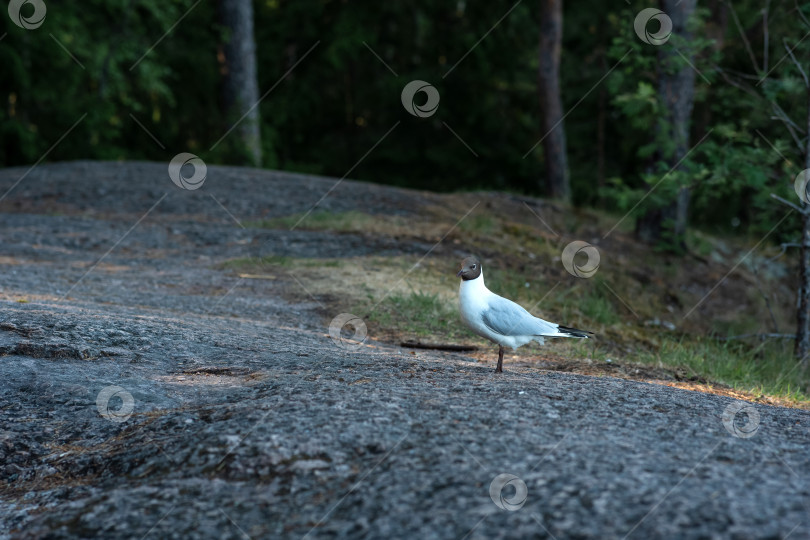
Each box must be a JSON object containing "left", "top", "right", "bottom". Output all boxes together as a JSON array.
[{"left": 495, "top": 345, "right": 504, "bottom": 373}]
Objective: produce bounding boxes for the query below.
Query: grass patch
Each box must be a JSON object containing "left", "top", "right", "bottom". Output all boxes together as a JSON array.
[
  {"left": 245, "top": 211, "right": 378, "bottom": 232},
  {"left": 637, "top": 338, "right": 808, "bottom": 401},
  {"left": 686, "top": 230, "right": 715, "bottom": 258},
  {"left": 458, "top": 214, "right": 499, "bottom": 236},
  {"left": 368, "top": 291, "right": 466, "bottom": 340},
  {"left": 579, "top": 286, "right": 621, "bottom": 326}
]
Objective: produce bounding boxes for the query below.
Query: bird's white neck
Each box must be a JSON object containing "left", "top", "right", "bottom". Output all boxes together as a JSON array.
[{"left": 459, "top": 270, "right": 489, "bottom": 297}]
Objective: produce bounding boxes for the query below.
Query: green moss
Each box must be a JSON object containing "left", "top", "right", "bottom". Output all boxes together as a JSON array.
[{"left": 245, "top": 210, "right": 378, "bottom": 232}]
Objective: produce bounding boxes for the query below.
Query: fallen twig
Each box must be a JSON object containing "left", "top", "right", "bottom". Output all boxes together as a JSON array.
[
  {"left": 237, "top": 273, "right": 277, "bottom": 280},
  {"left": 400, "top": 341, "right": 478, "bottom": 352},
  {"left": 767, "top": 241, "right": 802, "bottom": 262}
]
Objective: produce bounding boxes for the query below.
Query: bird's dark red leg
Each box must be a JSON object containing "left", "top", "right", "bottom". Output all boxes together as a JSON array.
[{"left": 495, "top": 345, "right": 504, "bottom": 373}]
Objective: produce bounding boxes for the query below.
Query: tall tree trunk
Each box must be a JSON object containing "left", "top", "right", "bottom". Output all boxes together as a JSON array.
[
  {"left": 636, "top": 0, "right": 697, "bottom": 248},
  {"left": 597, "top": 46, "right": 607, "bottom": 197},
  {"left": 795, "top": 89, "right": 810, "bottom": 362},
  {"left": 797, "top": 212, "right": 810, "bottom": 362},
  {"left": 218, "top": 0, "right": 262, "bottom": 166},
  {"left": 537, "top": 0, "right": 570, "bottom": 202}
]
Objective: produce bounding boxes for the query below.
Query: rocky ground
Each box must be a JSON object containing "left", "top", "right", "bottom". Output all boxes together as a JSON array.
[{"left": 1, "top": 161, "right": 809, "bottom": 539}]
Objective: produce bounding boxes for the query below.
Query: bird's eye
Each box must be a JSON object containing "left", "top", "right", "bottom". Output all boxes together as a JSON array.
[{"left": 471, "top": 264, "right": 476, "bottom": 269}]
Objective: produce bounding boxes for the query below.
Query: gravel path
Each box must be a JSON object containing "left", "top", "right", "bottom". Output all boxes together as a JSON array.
[{"left": 1, "top": 162, "right": 809, "bottom": 539}]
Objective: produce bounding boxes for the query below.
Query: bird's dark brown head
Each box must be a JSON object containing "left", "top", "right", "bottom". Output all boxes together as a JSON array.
[{"left": 456, "top": 256, "right": 482, "bottom": 281}]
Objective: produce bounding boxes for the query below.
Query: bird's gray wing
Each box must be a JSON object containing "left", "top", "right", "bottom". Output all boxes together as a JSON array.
[{"left": 481, "top": 295, "right": 558, "bottom": 337}]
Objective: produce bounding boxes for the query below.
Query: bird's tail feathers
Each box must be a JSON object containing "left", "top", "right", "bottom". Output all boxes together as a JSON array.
[{"left": 542, "top": 325, "right": 593, "bottom": 339}]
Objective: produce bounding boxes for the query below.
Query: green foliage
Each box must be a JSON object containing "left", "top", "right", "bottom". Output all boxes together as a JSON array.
[
  {"left": 0, "top": 0, "right": 226, "bottom": 165},
  {"left": 599, "top": 1, "right": 810, "bottom": 242}
]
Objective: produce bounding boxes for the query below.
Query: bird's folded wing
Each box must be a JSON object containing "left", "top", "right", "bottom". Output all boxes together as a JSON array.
[{"left": 481, "top": 296, "right": 558, "bottom": 337}]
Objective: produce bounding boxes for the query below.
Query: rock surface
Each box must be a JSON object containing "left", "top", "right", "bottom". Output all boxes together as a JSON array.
[{"left": 0, "top": 162, "right": 809, "bottom": 539}]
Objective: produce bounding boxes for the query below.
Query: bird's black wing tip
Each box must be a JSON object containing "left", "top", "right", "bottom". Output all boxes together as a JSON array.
[{"left": 557, "top": 325, "right": 594, "bottom": 338}]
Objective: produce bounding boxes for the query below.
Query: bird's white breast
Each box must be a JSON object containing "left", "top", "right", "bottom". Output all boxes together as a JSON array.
[
  {"left": 459, "top": 278, "right": 488, "bottom": 324},
  {"left": 458, "top": 272, "right": 541, "bottom": 349},
  {"left": 459, "top": 275, "right": 513, "bottom": 347}
]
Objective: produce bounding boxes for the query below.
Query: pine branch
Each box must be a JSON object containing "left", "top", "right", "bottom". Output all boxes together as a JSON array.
[
  {"left": 771, "top": 193, "right": 807, "bottom": 214},
  {"left": 728, "top": 1, "right": 760, "bottom": 76},
  {"left": 784, "top": 37, "right": 809, "bottom": 88}
]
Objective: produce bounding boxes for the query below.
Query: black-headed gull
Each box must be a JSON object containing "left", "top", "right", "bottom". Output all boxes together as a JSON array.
[{"left": 457, "top": 256, "right": 592, "bottom": 373}]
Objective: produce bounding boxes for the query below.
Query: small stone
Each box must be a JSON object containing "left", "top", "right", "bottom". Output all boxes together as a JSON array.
[{"left": 290, "top": 459, "right": 330, "bottom": 471}]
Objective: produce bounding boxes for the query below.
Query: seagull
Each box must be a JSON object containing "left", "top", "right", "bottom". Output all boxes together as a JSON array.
[{"left": 457, "top": 256, "right": 592, "bottom": 373}]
